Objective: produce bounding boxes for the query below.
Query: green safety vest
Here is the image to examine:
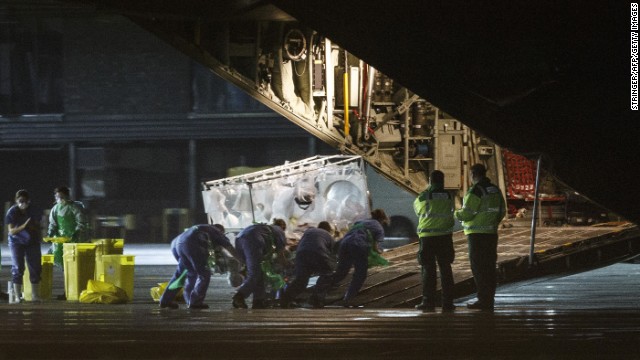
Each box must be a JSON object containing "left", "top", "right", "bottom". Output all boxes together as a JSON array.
[
  {"left": 413, "top": 185, "right": 454, "bottom": 237},
  {"left": 454, "top": 178, "right": 506, "bottom": 234}
]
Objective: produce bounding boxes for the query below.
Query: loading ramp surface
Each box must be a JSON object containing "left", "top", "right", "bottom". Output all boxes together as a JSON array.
[
  {"left": 2, "top": 262, "right": 640, "bottom": 360},
  {"left": 324, "top": 223, "right": 640, "bottom": 308},
  {"left": 2, "top": 242, "right": 640, "bottom": 359}
]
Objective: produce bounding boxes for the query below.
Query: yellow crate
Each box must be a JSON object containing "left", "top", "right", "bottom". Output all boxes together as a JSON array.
[
  {"left": 22, "top": 255, "right": 54, "bottom": 301},
  {"left": 63, "top": 243, "right": 97, "bottom": 301},
  {"left": 98, "top": 255, "right": 135, "bottom": 301}
]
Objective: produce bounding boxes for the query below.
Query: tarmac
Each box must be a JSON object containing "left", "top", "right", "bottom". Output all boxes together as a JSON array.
[{"left": 0, "top": 244, "right": 639, "bottom": 359}]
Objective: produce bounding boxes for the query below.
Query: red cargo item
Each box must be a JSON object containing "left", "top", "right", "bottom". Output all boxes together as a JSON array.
[{"left": 503, "top": 149, "right": 536, "bottom": 200}]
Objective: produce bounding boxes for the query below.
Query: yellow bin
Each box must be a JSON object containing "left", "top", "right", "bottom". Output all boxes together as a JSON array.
[
  {"left": 22, "top": 254, "right": 54, "bottom": 301},
  {"left": 63, "top": 243, "right": 97, "bottom": 301},
  {"left": 98, "top": 255, "right": 135, "bottom": 301},
  {"left": 93, "top": 239, "right": 124, "bottom": 282},
  {"left": 92, "top": 238, "right": 124, "bottom": 256}
]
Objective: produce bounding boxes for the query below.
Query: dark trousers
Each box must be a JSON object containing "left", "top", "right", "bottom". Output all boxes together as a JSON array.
[
  {"left": 9, "top": 240, "right": 42, "bottom": 285},
  {"left": 281, "top": 251, "right": 333, "bottom": 303},
  {"left": 418, "top": 234, "right": 455, "bottom": 307},
  {"left": 467, "top": 233, "right": 498, "bottom": 306},
  {"left": 160, "top": 238, "right": 212, "bottom": 307},
  {"left": 315, "top": 242, "right": 368, "bottom": 302},
  {"left": 235, "top": 236, "right": 266, "bottom": 301}
]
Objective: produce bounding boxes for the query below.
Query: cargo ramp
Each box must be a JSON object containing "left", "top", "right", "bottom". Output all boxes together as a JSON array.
[{"left": 324, "top": 223, "right": 640, "bottom": 308}]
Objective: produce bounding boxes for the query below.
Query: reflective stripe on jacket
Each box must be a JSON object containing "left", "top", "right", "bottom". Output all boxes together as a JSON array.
[
  {"left": 454, "top": 177, "right": 506, "bottom": 235},
  {"left": 414, "top": 185, "right": 454, "bottom": 237}
]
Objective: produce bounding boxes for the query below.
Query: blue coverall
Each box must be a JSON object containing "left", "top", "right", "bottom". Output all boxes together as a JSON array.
[
  {"left": 280, "top": 227, "right": 334, "bottom": 305},
  {"left": 160, "top": 225, "right": 233, "bottom": 308},
  {"left": 234, "top": 224, "right": 286, "bottom": 303},
  {"left": 316, "top": 219, "right": 385, "bottom": 302},
  {"left": 5, "top": 205, "right": 43, "bottom": 286}
]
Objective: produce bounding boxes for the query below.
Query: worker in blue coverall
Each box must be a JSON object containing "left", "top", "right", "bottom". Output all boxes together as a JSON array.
[
  {"left": 314, "top": 208, "right": 388, "bottom": 307},
  {"left": 232, "top": 219, "right": 289, "bottom": 309},
  {"left": 5, "top": 190, "right": 43, "bottom": 303},
  {"left": 279, "top": 221, "right": 335, "bottom": 308},
  {"left": 160, "top": 224, "right": 241, "bottom": 309}
]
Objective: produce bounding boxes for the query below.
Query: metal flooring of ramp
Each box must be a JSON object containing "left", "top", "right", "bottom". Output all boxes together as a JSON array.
[{"left": 324, "top": 223, "right": 640, "bottom": 308}]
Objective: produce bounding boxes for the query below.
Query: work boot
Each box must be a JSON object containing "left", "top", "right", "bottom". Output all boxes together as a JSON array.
[
  {"left": 339, "top": 298, "right": 360, "bottom": 308},
  {"left": 160, "top": 301, "right": 179, "bottom": 309},
  {"left": 415, "top": 302, "right": 435, "bottom": 312},
  {"left": 251, "top": 298, "right": 268, "bottom": 309},
  {"left": 31, "top": 285, "right": 42, "bottom": 303},
  {"left": 188, "top": 303, "right": 209, "bottom": 309},
  {"left": 232, "top": 292, "right": 248, "bottom": 309},
  {"left": 466, "top": 301, "right": 494, "bottom": 312}
]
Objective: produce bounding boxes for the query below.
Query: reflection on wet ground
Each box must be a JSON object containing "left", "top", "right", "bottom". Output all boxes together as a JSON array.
[{"left": 0, "top": 245, "right": 639, "bottom": 359}]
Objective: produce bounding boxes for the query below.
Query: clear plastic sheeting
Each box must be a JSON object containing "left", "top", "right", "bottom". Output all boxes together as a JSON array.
[{"left": 202, "top": 155, "right": 370, "bottom": 238}]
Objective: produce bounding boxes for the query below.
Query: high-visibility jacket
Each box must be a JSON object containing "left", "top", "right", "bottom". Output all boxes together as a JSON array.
[
  {"left": 414, "top": 184, "right": 454, "bottom": 237},
  {"left": 454, "top": 177, "right": 506, "bottom": 234}
]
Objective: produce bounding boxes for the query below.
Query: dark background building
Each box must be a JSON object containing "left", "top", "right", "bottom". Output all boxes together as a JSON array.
[{"left": 0, "top": 8, "right": 337, "bottom": 242}]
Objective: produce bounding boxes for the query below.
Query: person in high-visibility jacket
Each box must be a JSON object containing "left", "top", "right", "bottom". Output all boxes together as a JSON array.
[
  {"left": 454, "top": 164, "right": 506, "bottom": 311},
  {"left": 413, "top": 170, "right": 455, "bottom": 312}
]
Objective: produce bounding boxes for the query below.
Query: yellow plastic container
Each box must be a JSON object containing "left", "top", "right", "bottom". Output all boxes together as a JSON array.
[
  {"left": 63, "top": 243, "right": 97, "bottom": 301},
  {"left": 22, "top": 255, "right": 54, "bottom": 301},
  {"left": 92, "top": 238, "right": 124, "bottom": 256},
  {"left": 93, "top": 239, "right": 125, "bottom": 282},
  {"left": 98, "top": 255, "right": 135, "bottom": 301}
]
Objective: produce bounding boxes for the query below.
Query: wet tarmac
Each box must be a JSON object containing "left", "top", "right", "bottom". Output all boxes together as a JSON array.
[{"left": 0, "top": 244, "right": 639, "bottom": 359}]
